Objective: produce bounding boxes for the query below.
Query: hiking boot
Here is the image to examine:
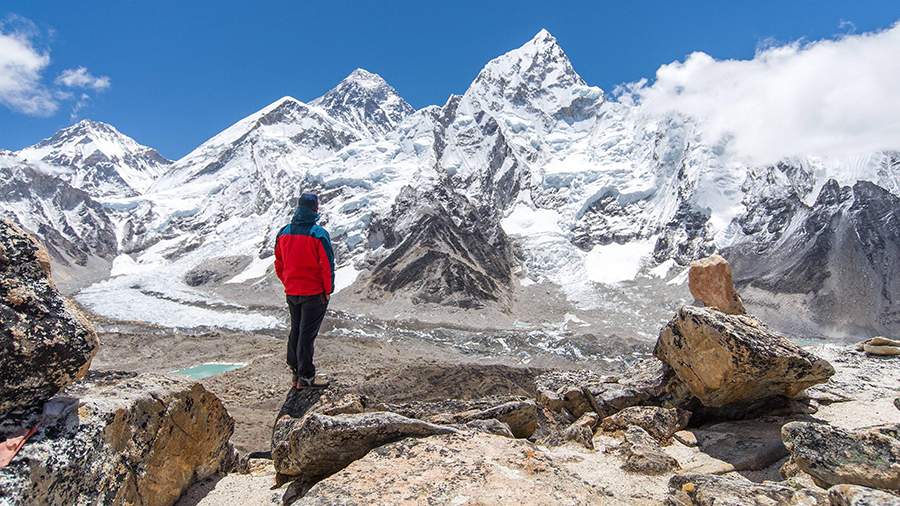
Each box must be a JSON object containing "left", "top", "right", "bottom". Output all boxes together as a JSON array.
[{"left": 296, "top": 376, "right": 329, "bottom": 389}]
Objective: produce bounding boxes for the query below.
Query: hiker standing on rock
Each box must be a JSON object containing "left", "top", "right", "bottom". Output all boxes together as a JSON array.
[{"left": 275, "top": 192, "right": 334, "bottom": 389}]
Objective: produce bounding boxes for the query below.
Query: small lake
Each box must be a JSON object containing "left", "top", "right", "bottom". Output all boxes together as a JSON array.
[{"left": 173, "top": 362, "right": 246, "bottom": 379}]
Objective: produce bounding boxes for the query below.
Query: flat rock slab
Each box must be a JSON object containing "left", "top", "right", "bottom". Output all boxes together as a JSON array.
[
  {"left": 688, "top": 418, "right": 791, "bottom": 473},
  {"left": 272, "top": 411, "right": 456, "bottom": 480},
  {"left": 655, "top": 306, "right": 834, "bottom": 407},
  {"left": 299, "top": 432, "right": 609, "bottom": 505}
]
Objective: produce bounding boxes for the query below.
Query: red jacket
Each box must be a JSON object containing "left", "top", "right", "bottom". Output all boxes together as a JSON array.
[{"left": 274, "top": 208, "right": 335, "bottom": 296}]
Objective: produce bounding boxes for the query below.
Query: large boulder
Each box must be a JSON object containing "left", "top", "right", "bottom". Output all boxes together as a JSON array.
[
  {"left": 666, "top": 474, "right": 827, "bottom": 505},
  {"left": 298, "top": 432, "right": 608, "bottom": 505},
  {"left": 688, "top": 254, "right": 746, "bottom": 315},
  {"left": 0, "top": 371, "right": 235, "bottom": 506},
  {"left": 655, "top": 306, "right": 834, "bottom": 407},
  {"left": 0, "top": 219, "right": 99, "bottom": 415},
  {"left": 272, "top": 411, "right": 456, "bottom": 481},
  {"left": 781, "top": 421, "right": 900, "bottom": 490}
]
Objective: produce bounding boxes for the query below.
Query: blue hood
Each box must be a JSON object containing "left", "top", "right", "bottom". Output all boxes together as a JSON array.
[{"left": 291, "top": 206, "right": 319, "bottom": 225}]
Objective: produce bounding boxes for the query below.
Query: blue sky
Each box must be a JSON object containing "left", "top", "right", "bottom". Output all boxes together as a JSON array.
[{"left": 1, "top": 1, "right": 899, "bottom": 159}]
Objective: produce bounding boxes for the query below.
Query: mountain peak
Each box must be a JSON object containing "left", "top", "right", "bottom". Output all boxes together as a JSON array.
[
  {"left": 463, "top": 28, "right": 594, "bottom": 117},
  {"left": 17, "top": 119, "right": 170, "bottom": 198},
  {"left": 311, "top": 69, "right": 414, "bottom": 138},
  {"left": 343, "top": 68, "right": 387, "bottom": 89},
  {"left": 528, "top": 28, "right": 558, "bottom": 47}
]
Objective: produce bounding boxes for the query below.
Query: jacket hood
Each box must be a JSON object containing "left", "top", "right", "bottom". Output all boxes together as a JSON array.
[{"left": 291, "top": 206, "right": 319, "bottom": 225}]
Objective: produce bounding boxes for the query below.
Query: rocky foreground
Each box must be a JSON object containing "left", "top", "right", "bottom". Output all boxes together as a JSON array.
[
  {"left": 187, "top": 256, "right": 900, "bottom": 505},
  {"left": 1, "top": 223, "right": 898, "bottom": 505}
]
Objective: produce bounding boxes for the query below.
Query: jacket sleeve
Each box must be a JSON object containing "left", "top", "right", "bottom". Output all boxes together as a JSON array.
[
  {"left": 274, "top": 233, "right": 285, "bottom": 283},
  {"left": 317, "top": 230, "right": 335, "bottom": 294}
]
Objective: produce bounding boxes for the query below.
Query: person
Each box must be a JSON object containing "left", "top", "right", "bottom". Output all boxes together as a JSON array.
[{"left": 274, "top": 192, "right": 335, "bottom": 389}]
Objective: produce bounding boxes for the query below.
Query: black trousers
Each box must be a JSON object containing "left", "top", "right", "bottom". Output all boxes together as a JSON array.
[{"left": 286, "top": 294, "right": 328, "bottom": 380}]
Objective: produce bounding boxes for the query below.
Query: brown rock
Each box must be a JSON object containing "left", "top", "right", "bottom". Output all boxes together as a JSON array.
[
  {"left": 688, "top": 254, "right": 746, "bottom": 315},
  {"left": 655, "top": 306, "right": 834, "bottom": 407},
  {"left": 429, "top": 399, "right": 538, "bottom": 439},
  {"left": 272, "top": 411, "right": 456, "bottom": 480}
]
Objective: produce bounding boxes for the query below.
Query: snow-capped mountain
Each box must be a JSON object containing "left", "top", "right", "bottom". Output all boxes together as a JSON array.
[
  {"left": 4, "top": 30, "right": 896, "bottom": 336},
  {"left": 18, "top": 120, "right": 171, "bottom": 199},
  {"left": 0, "top": 151, "right": 117, "bottom": 291},
  {"left": 311, "top": 68, "right": 414, "bottom": 138}
]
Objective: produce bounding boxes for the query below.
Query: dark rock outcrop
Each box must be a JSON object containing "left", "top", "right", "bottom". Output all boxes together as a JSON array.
[
  {"left": 0, "top": 219, "right": 99, "bottom": 416},
  {"left": 726, "top": 179, "right": 900, "bottom": 336},
  {"left": 363, "top": 185, "right": 514, "bottom": 309}
]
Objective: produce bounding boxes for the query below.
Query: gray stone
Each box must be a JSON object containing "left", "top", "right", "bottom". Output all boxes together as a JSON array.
[
  {"left": 0, "top": 219, "right": 99, "bottom": 416},
  {"left": 620, "top": 425, "right": 679, "bottom": 474},
  {"left": 601, "top": 406, "right": 691, "bottom": 443},
  {"left": 782, "top": 421, "right": 900, "bottom": 490},
  {"left": 542, "top": 411, "right": 598, "bottom": 450}
]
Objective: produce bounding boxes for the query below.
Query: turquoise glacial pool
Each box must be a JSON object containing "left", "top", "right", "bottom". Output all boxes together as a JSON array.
[{"left": 173, "top": 362, "right": 245, "bottom": 379}]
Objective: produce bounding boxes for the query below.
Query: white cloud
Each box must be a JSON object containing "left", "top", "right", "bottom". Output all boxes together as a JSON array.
[
  {"left": 623, "top": 22, "right": 900, "bottom": 165},
  {"left": 0, "top": 21, "right": 56, "bottom": 116},
  {"left": 0, "top": 15, "right": 110, "bottom": 117},
  {"left": 56, "top": 66, "right": 110, "bottom": 91}
]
